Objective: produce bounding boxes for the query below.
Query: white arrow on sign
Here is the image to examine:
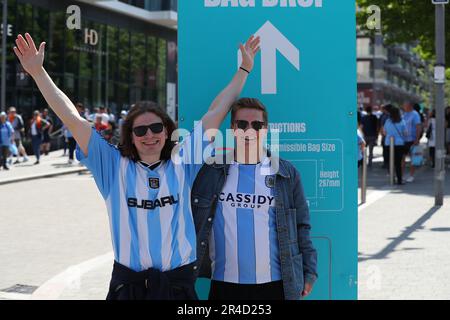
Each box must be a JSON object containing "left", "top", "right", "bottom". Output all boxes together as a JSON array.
[{"left": 238, "top": 21, "right": 300, "bottom": 95}]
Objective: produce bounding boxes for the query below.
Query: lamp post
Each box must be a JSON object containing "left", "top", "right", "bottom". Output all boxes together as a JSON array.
[{"left": 432, "top": 0, "right": 448, "bottom": 206}]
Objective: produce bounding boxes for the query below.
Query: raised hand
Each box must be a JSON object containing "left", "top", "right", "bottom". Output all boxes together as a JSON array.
[
  {"left": 239, "top": 35, "right": 260, "bottom": 73},
  {"left": 13, "top": 33, "right": 46, "bottom": 77}
]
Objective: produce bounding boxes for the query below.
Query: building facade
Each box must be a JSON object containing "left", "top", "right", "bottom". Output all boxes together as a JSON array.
[
  {"left": 2, "top": 2, "right": 434, "bottom": 122},
  {"left": 1, "top": 0, "right": 177, "bottom": 121},
  {"left": 357, "top": 33, "right": 433, "bottom": 110}
]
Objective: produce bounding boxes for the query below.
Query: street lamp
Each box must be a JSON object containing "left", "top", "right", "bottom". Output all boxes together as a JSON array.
[{"left": 432, "top": 0, "right": 447, "bottom": 206}]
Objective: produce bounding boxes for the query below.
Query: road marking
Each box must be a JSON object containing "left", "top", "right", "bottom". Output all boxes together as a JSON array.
[
  {"left": 31, "top": 251, "right": 113, "bottom": 300},
  {"left": 54, "top": 177, "right": 92, "bottom": 181},
  {"left": 359, "top": 186, "right": 392, "bottom": 212},
  {"left": 0, "top": 292, "right": 32, "bottom": 300}
]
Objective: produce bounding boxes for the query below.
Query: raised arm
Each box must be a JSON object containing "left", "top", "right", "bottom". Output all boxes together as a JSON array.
[
  {"left": 13, "top": 33, "right": 91, "bottom": 155},
  {"left": 201, "top": 35, "right": 260, "bottom": 136}
]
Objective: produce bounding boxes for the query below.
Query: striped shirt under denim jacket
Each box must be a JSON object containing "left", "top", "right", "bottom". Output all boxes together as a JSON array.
[{"left": 191, "top": 152, "right": 318, "bottom": 300}]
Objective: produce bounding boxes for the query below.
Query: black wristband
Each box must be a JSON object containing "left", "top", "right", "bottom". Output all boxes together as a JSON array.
[{"left": 239, "top": 66, "right": 250, "bottom": 74}]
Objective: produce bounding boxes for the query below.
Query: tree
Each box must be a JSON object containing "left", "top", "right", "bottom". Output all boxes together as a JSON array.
[{"left": 356, "top": 0, "right": 450, "bottom": 66}]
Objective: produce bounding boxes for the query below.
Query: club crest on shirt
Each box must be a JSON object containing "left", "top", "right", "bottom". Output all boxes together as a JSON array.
[
  {"left": 148, "top": 178, "right": 160, "bottom": 189},
  {"left": 265, "top": 175, "right": 275, "bottom": 188}
]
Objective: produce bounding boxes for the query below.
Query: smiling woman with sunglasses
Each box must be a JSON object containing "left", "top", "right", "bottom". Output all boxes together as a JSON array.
[{"left": 13, "top": 32, "right": 260, "bottom": 300}]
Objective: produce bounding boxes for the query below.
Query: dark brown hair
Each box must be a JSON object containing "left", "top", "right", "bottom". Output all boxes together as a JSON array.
[
  {"left": 389, "top": 106, "right": 402, "bottom": 123},
  {"left": 230, "top": 97, "right": 268, "bottom": 125},
  {"left": 118, "top": 101, "right": 176, "bottom": 161},
  {"left": 75, "top": 102, "right": 85, "bottom": 112}
]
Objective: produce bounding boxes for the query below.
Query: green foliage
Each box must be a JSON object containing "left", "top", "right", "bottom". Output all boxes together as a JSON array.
[{"left": 356, "top": 0, "right": 450, "bottom": 66}]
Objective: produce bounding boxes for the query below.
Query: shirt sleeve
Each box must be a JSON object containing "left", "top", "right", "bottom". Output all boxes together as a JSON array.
[
  {"left": 8, "top": 123, "right": 14, "bottom": 136},
  {"left": 76, "top": 128, "right": 121, "bottom": 199},
  {"left": 413, "top": 112, "right": 421, "bottom": 126},
  {"left": 173, "top": 121, "right": 214, "bottom": 185}
]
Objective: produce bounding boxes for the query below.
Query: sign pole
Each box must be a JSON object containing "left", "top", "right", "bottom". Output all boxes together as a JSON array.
[{"left": 433, "top": 0, "right": 447, "bottom": 206}]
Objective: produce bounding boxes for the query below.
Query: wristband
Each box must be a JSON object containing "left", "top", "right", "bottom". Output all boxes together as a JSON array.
[{"left": 239, "top": 66, "right": 250, "bottom": 74}]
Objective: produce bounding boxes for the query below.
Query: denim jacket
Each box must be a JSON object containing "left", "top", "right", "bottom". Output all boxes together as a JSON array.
[{"left": 191, "top": 153, "right": 318, "bottom": 300}]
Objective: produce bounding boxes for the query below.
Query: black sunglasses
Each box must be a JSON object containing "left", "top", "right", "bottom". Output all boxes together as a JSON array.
[
  {"left": 234, "top": 120, "right": 265, "bottom": 131},
  {"left": 132, "top": 123, "right": 164, "bottom": 137}
]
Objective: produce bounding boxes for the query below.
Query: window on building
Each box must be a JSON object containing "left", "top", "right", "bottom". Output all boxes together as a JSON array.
[
  {"left": 357, "top": 38, "right": 371, "bottom": 57},
  {"left": 357, "top": 61, "right": 372, "bottom": 81},
  {"left": 47, "top": 10, "right": 65, "bottom": 76},
  {"left": 157, "top": 38, "right": 167, "bottom": 108},
  {"left": 106, "top": 25, "right": 118, "bottom": 109},
  {"left": 130, "top": 33, "right": 146, "bottom": 103},
  {"left": 146, "top": 36, "right": 157, "bottom": 102}
]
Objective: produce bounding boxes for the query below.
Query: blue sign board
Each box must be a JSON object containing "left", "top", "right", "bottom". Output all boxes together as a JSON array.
[{"left": 179, "top": 0, "right": 357, "bottom": 300}]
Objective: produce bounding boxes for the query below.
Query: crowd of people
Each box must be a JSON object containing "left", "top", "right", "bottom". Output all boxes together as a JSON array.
[
  {"left": 357, "top": 102, "right": 445, "bottom": 185},
  {"left": 0, "top": 104, "right": 129, "bottom": 170}
]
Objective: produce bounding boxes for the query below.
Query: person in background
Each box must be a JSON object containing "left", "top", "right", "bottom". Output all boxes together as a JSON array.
[
  {"left": 83, "top": 107, "right": 91, "bottom": 121},
  {"left": 445, "top": 106, "right": 450, "bottom": 155},
  {"left": 413, "top": 103, "right": 425, "bottom": 126},
  {"left": 118, "top": 110, "right": 127, "bottom": 134},
  {"left": 0, "top": 112, "right": 14, "bottom": 170},
  {"left": 94, "top": 114, "right": 108, "bottom": 137},
  {"left": 62, "top": 125, "right": 68, "bottom": 156},
  {"left": 98, "top": 106, "right": 110, "bottom": 125},
  {"left": 107, "top": 107, "right": 116, "bottom": 124},
  {"left": 379, "top": 104, "right": 393, "bottom": 169},
  {"left": 40, "top": 108, "right": 53, "bottom": 156},
  {"left": 61, "top": 102, "right": 85, "bottom": 162},
  {"left": 359, "top": 106, "right": 367, "bottom": 117},
  {"left": 357, "top": 107, "right": 362, "bottom": 126},
  {"left": 360, "top": 106, "right": 379, "bottom": 168},
  {"left": 422, "top": 107, "right": 430, "bottom": 130},
  {"left": 75, "top": 102, "right": 86, "bottom": 119},
  {"left": 29, "top": 110, "right": 49, "bottom": 165},
  {"left": 103, "top": 120, "right": 114, "bottom": 143},
  {"left": 401, "top": 102, "right": 422, "bottom": 183},
  {"left": 373, "top": 105, "right": 383, "bottom": 119},
  {"left": 358, "top": 130, "right": 365, "bottom": 168},
  {"left": 382, "top": 107, "right": 408, "bottom": 185},
  {"left": 427, "top": 109, "right": 436, "bottom": 168},
  {"left": 8, "top": 106, "right": 29, "bottom": 163},
  {"left": 357, "top": 117, "right": 366, "bottom": 168},
  {"left": 89, "top": 107, "right": 99, "bottom": 122},
  {"left": 62, "top": 124, "right": 76, "bottom": 165}
]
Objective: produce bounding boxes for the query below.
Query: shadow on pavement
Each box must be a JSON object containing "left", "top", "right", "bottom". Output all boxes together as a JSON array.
[
  {"left": 51, "top": 163, "right": 75, "bottom": 168},
  {"left": 358, "top": 206, "right": 440, "bottom": 262},
  {"left": 429, "top": 227, "right": 450, "bottom": 232}
]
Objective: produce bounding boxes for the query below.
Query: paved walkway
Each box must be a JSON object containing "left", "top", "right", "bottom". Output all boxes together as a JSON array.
[
  {"left": 3, "top": 143, "right": 450, "bottom": 299},
  {"left": 358, "top": 144, "right": 450, "bottom": 299},
  {"left": 0, "top": 150, "right": 87, "bottom": 185}
]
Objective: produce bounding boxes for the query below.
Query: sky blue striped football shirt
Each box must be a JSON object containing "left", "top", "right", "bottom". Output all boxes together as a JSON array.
[
  {"left": 210, "top": 159, "right": 281, "bottom": 284},
  {"left": 77, "top": 121, "right": 211, "bottom": 272}
]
